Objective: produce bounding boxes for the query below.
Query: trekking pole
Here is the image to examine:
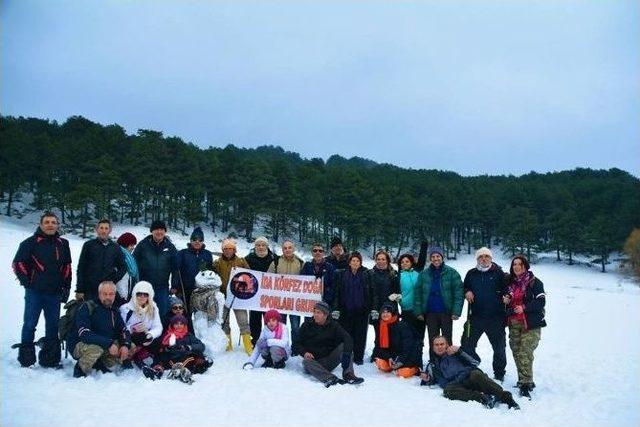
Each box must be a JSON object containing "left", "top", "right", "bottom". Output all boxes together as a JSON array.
[{"left": 177, "top": 271, "right": 189, "bottom": 313}]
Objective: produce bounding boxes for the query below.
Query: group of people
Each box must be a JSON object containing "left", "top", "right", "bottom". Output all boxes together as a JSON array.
[{"left": 12, "top": 212, "right": 547, "bottom": 407}]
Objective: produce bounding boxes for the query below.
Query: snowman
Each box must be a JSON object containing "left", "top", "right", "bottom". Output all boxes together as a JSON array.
[{"left": 191, "top": 270, "right": 228, "bottom": 355}]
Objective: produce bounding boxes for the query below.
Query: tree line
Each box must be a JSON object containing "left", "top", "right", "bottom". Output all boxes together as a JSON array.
[{"left": 1, "top": 115, "right": 638, "bottom": 272}]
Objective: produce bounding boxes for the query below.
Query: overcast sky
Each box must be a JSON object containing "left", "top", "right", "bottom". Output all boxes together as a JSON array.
[{"left": 2, "top": 0, "right": 638, "bottom": 176}]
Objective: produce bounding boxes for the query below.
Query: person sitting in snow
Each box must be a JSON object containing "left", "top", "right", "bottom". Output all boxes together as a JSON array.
[
  {"left": 420, "top": 336, "right": 519, "bottom": 409},
  {"left": 293, "top": 301, "right": 364, "bottom": 387},
  {"left": 371, "top": 302, "right": 422, "bottom": 378},
  {"left": 243, "top": 309, "right": 291, "bottom": 369},
  {"left": 153, "top": 314, "right": 211, "bottom": 383},
  {"left": 119, "top": 281, "right": 163, "bottom": 379},
  {"left": 163, "top": 295, "right": 193, "bottom": 332},
  {"left": 70, "top": 281, "right": 132, "bottom": 377}
]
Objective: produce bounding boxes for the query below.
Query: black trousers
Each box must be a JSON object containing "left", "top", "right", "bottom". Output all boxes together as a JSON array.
[
  {"left": 249, "top": 310, "right": 263, "bottom": 346},
  {"left": 425, "top": 312, "right": 452, "bottom": 361},
  {"left": 339, "top": 311, "right": 369, "bottom": 364},
  {"left": 460, "top": 316, "right": 507, "bottom": 377}
]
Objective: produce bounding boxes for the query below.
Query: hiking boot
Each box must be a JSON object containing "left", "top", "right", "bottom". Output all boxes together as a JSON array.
[
  {"left": 121, "top": 360, "right": 134, "bottom": 370},
  {"left": 73, "top": 362, "right": 87, "bottom": 378},
  {"left": 273, "top": 360, "right": 286, "bottom": 369},
  {"left": 519, "top": 384, "right": 531, "bottom": 399},
  {"left": 494, "top": 373, "right": 505, "bottom": 382},
  {"left": 262, "top": 354, "right": 274, "bottom": 368},
  {"left": 92, "top": 359, "right": 110, "bottom": 374},
  {"left": 342, "top": 371, "right": 364, "bottom": 385},
  {"left": 142, "top": 365, "right": 158, "bottom": 380},
  {"left": 324, "top": 375, "right": 341, "bottom": 388},
  {"left": 501, "top": 391, "right": 520, "bottom": 410},
  {"left": 480, "top": 394, "right": 498, "bottom": 409},
  {"left": 17, "top": 344, "right": 36, "bottom": 367}
]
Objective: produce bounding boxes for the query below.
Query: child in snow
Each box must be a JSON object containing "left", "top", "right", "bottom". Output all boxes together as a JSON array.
[
  {"left": 243, "top": 309, "right": 290, "bottom": 369},
  {"left": 154, "top": 314, "right": 212, "bottom": 382},
  {"left": 119, "top": 281, "right": 163, "bottom": 378}
]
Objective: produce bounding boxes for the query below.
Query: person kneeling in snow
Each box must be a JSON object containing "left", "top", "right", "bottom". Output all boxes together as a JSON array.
[
  {"left": 371, "top": 302, "right": 422, "bottom": 378},
  {"left": 243, "top": 309, "right": 290, "bottom": 369},
  {"left": 120, "top": 281, "right": 163, "bottom": 379},
  {"left": 420, "top": 336, "right": 519, "bottom": 409},
  {"left": 293, "top": 301, "right": 364, "bottom": 387},
  {"left": 70, "top": 281, "right": 132, "bottom": 377},
  {"left": 154, "top": 314, "right": 212, "bottom": 383}
]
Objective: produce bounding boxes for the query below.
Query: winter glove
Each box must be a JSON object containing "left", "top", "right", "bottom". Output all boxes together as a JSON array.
[
  {"left": 60, "top": 287, "right": 70, "bottom": 304},
  {"left": 388, "top": 293, "right": 402, "bottom": 302},
  {"left": 340, "top": 353, "right": 351, "bottom": 370},
  {"left": 370, "top": 310, "right": 379, "bottom": 321},
  {"left": 242, "top": 362, "right": 254, "bottom": 370},
  {"left": 143, "top": 333, "right": 154, "bottom": 346},
  {"left": 390, "top": 357, "right": 404, "bottom": 370},
  {"left": 331, "top": 311, "right": 341, "bottom": 320},
  {"left": 180, "top": 345, "right": 192, "bottom": 352}
]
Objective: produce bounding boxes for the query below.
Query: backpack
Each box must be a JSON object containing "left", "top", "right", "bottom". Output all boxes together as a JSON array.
[{"left": 59, "top": 299, "right": 97, "bottom": 356}]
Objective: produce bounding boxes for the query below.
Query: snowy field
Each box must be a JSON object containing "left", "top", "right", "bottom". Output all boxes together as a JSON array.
[{"left": 1, "top": 216, "right": 639, "bottom": 427}]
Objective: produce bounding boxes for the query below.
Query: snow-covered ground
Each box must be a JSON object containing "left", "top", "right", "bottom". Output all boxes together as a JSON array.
[{"left": 1, "top": 216, "right": 639, "bottom": 427}]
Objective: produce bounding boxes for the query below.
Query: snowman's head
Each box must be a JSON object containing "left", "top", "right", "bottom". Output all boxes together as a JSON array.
[{"left": 195, "top": 270, "right": 222, "bottom": 290}]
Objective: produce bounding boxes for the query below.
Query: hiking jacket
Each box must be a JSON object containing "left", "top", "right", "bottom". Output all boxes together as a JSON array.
[
  {"left": 416, "top": 264, "right": 464, "bottom": 317},
  {"left": 293, "top": 318, "right": 353, "bottom": 359},
  {"left": 175, "top": 243, "right": 214, "bottom": 291},
  {"left": 76, "top": 238, "right": 126, "bottom": 297},
  {"left": 133, "top": 235, "right": 178, "bottom": 290},
  {"left": 301, "top": 260, "right": 336, "bottom": 305},
  {"left": 463, "top": 263, "right": 508, "bottom": 319},
  {"left": 372, "top": 319, "right": 422, "bottom": 368}
]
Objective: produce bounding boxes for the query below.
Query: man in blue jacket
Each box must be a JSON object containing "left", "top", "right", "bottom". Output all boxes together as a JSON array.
[
  {"left": 173, "top": 226, "right": 213, "bottom": 313},
  {"left": 71, "top": 281, "right": 132, "bottom": 377},
  {"left": 460, "top": 247, "right": 509, "bottom": 381},
  {"left": 12, "top": 212, "right": 72, "bottom": 368},
  {"left": 421, "top": 336, "right": 519, "bottom": 409}
]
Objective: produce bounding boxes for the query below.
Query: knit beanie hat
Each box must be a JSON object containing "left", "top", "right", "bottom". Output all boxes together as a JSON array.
[
  {"left": 116, "top": 232, "right": 137, "bottom": 248},
  {"left": 150, "top": 220, "right": 167, "bottom": 232},
  {"left": 263, "top": 309, "right": 282, "bottom": 324},
  {"left": 169, "top": 296, "right": 185, "bottom": 308},
  {"left": 428, "top": 246, "right": 444, "bottom": 259},
  {"left": 254, "top": 236, "right": 268, "bottom": 246},
  {"left": 475, "top": 247, "right": 493, "bottom": 259},
  {"left": 314, "top": 301, "right": 331, "bottom": 315},
  {"left": 190, "top": 227, "right": 204, "bottom": 242},
  {"left": 169, "top": 314, "right": 188, "bottom": 326},
  {"left": 330, "top": 236, "right": 343, "bottom": 248},
  {"left": 380, "top": 302, "right": 397, "bottom": 315}
]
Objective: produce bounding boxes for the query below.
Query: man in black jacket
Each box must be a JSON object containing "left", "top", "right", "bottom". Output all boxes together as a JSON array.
[
  {"left": 134, "top": 220, "right": 178, "bottom": 317},
  {"left": 12, "top": 212, "right": 72, "bottom": 368},
  {"left": 75, "top": 219, "right": 126, "bottom": 302},
  {"left": 460, "top": 247, "right": 508, "bottom": 381},
  {"left": 293, "top": 301, "right": 364, "bottom": 387}
]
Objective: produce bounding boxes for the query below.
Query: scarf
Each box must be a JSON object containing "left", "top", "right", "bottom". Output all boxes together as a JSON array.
[
  {"left": 508, "top": 271, "right": 533, "bottom": 324},
  {"left": 379, "top": 315, "right": 398, "bottom": 349},
  {"left": 271, "top": 322, "right": 284, "bottom": 340},
  {"left": 161, "top": 325, "right": 189, "bottom": 346},
  {"left": 476, "top": 262, "right": 492, "bottom": 273},
  {"left": 120, "top": 246, "right": 139, "bottom": 282}
]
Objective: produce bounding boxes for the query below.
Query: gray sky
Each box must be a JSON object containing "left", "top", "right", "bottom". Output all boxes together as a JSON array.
[{"left": 2, "top": 0, "right": 638, "bottom": 176}]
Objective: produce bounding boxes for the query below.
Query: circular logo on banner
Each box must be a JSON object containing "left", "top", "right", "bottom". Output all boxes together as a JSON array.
[{"left": 230, "top": 272, "right": 259, "bottom": 300}]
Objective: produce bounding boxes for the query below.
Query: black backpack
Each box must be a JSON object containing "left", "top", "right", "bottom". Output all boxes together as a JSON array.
[{"left": 59, "top": 299, "right": 97, "bottom": 356}]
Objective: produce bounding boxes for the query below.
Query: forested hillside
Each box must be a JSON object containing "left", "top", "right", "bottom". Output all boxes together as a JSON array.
[{"left": 1, "top": 115, "right": 638, "bottom": 271}]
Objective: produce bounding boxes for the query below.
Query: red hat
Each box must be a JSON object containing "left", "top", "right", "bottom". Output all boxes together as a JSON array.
[
  {"left": 263, "top": 309, "right": 281, "bottom": 324},
  {"left": 117, "top": 232, "right": 137, "bottom": 247}
]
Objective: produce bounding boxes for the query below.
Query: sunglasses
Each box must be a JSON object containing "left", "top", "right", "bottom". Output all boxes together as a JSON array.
[
  {"left": 172, "top": 306, "right": 185, "bottom": 310},
  {"left": 191, "top": 239, "right": 202, "bottom": 243},
  {"left": 312, "top": 248, "right": 325, "bottom": 253},
  {"left": 136, "top": 292, "right": 149, "bottom": 297}
]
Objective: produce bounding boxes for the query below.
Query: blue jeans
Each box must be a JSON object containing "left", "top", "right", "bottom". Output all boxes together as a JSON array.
[
  {"left": 154, "top": 286, "right": 170, "bottom": 318},
  {"left": 21, "top": 288, "right": 61, "bottom": 344}
]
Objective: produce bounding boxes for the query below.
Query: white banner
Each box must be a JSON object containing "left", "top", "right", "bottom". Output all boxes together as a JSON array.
[{"left": 224, "top": 268, "right": 323, "bottom": 316}]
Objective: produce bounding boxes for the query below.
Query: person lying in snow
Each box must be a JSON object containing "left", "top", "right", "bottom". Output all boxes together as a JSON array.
[
  {"left": 151, "top": 314, "right": 212, "bottom": 383},
  {"left": 371, "top": 302, "right": 422, "bottom": 378},
  {"left": 420, "top": 335, "right": 519, "bottom": 409},
  {"left": 243, "top": 309, "right": 291, "bottom": 369}
]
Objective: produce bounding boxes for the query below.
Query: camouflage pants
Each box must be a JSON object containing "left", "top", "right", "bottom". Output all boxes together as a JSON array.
[
  {"left": 73, "top": 343, "right": 120, "bottom": 375},
  {"left": 221, "top": 306, "right": 250, "bottom": 335},
  {"left": 508, "top": 322, "right": 541, "bottom": 385}
]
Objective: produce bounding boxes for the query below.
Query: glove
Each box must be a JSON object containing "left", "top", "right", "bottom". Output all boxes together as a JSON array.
[
  {"left": 370, "top": 310, "right": 379, "bottom": 321},
  {"left": 390, "top": 357, "right": 404, "bottom": 370},
  {"left": 60, "top": 287, "right": 70, "bottom": 303},
  {"left": 331, "top": 311, "right": 340, "bottom": 320},
  {"left": 242, "top": 362, "right": 254, "bottom": 370},
  {"left": 143, "top": 333, "right": 154, "bottom": 346},
  {"left": 340, "top": 353, "right": 351, "bottom": 370},
  {"left": 388, "top": 293, "right": 402, "bottom": 302},
  {"left": 180, "top": 345, "right": 192, "bottom": 352}
]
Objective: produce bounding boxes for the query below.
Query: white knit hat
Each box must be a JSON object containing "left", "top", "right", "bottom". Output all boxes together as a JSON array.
[
  {"left": 254, "top": 236, "right": 268, "bottom": 246},
  {"left": 475, "top": 247, "right": 493, "bottom": 259}
]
